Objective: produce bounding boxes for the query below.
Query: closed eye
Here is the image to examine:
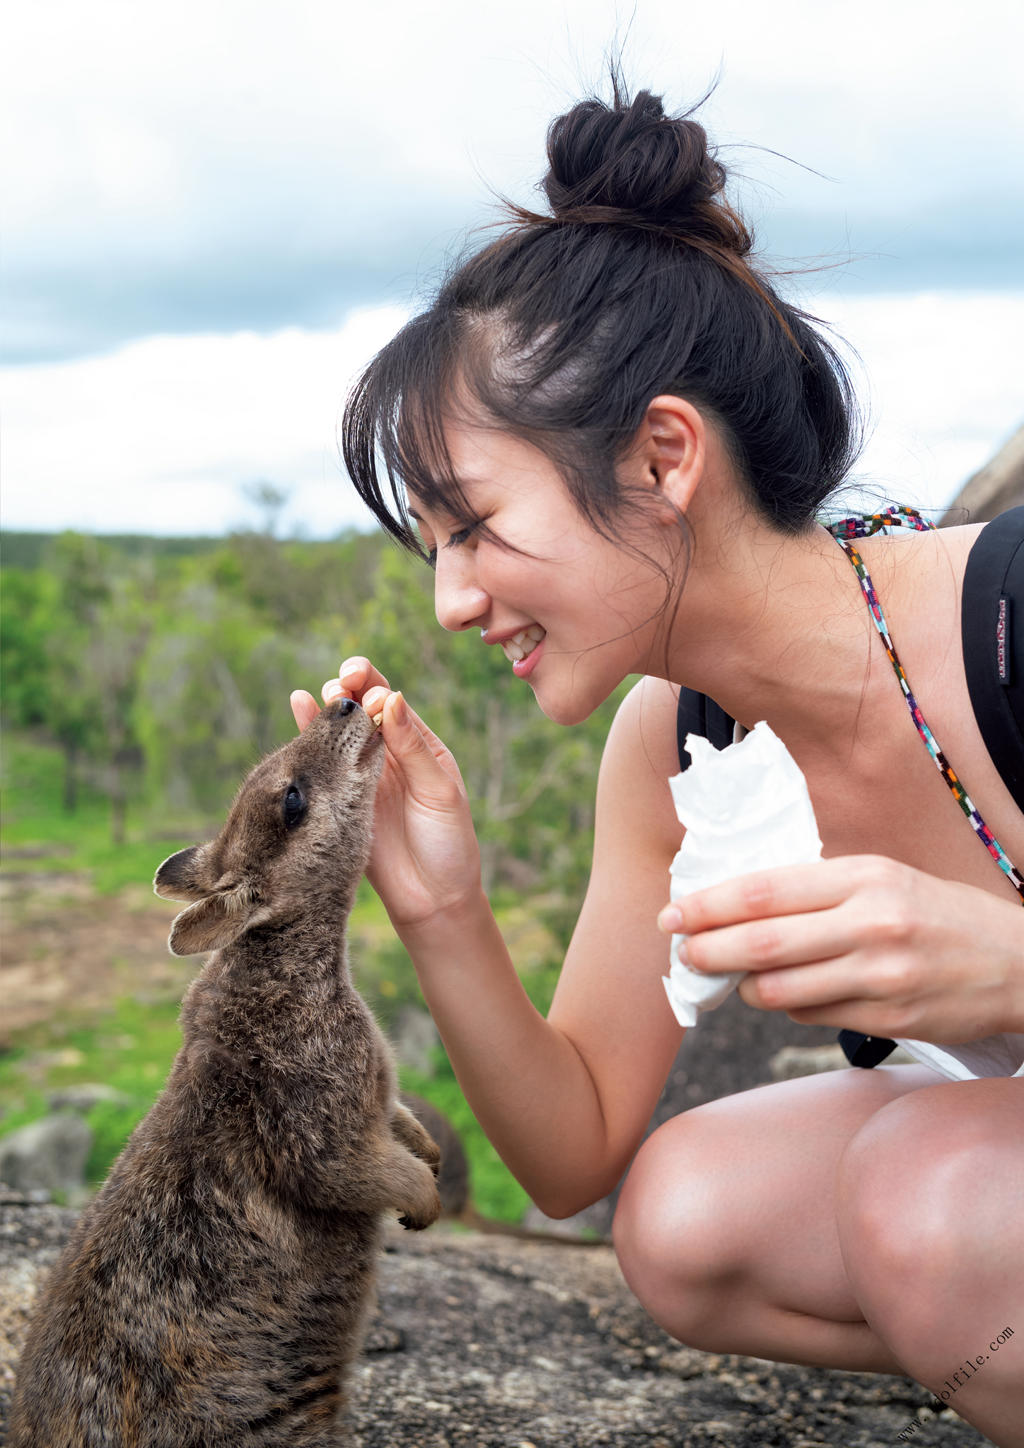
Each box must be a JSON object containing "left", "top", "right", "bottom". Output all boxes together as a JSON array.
[{"left": 424, "top": 519, "right": 482, "bottom": 571}]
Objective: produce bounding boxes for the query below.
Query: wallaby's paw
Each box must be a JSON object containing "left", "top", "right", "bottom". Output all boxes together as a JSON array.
[
  {"left": 396, "top": 1180, "right": 442, "bottom": 1231},
  {"left": 410, "top": 1126, "right": 441, "bottom": 1175},
  {"left": 398, "top": 1202, "right": 441, "bottom": 1231},
  {"left": 391, "top": 1103, "right": 442, "bottom": 1175}
]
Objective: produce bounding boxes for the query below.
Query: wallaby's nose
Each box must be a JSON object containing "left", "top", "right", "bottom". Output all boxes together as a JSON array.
[{"left": 336, "top": 697, "right": 357, "bottom": 716}]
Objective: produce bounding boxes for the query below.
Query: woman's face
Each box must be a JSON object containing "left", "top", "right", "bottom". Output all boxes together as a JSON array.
[{"left": 408, "top": 418, "right": 678, "bottom": 725}]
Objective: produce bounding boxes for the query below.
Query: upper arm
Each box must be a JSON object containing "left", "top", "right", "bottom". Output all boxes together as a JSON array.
[{"left": 547, "top": 676, "right": 687, "bottom": 1180}]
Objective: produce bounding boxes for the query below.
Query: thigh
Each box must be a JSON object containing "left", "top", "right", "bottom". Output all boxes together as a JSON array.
[{"left": 615, "top": 1063, "right": 945, "bottom": 1328}]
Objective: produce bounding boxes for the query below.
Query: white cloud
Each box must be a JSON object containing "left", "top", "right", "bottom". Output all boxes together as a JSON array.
[
  {"left": 818, "top": 288, "right": 1024, "bottom": 515},
  {"left": 0, "top": 307, "right": 409, "bottom": 536},
  {"left": 3, "top": 290, "right": 1020, "bottom": 538}
]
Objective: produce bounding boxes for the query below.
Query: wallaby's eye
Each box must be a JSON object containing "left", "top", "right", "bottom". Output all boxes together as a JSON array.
[{"left": 282, "top": 784, "right": 307, "bottom": 830}]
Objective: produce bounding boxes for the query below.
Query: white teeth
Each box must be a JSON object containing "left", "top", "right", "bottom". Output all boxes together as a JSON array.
[{"left": 500, "top": 624, "right": 545, "bottom": 664}]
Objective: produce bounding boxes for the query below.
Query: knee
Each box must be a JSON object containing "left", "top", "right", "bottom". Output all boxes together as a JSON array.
[
  {"left": 613, "top": 1114, "right": 741, "bottom": 1347},
  {"left": 836, "top": 1085, "right": 1011, "bottom": 1317}
]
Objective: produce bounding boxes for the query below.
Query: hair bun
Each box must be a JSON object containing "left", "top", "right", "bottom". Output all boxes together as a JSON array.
[{"left": 542, "top": 87, "right": 750, "bottom": 256}]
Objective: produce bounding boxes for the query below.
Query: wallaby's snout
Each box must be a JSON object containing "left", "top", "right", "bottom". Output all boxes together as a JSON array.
[{"left": 153, "top": 696, "right": 385, "bottom": 956}]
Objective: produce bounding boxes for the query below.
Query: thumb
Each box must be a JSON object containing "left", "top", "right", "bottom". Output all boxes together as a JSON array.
[
  {"left": 290, "top": 689, "right": 320, "bottom": 733},
  {"left": 380, "top": 691, "right": 462, "bottom": 800}
]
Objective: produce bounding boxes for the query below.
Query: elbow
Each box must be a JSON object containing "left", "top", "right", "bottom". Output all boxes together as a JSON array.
[{"left": 530, "top": 1172, "right": 623, "bottom": 1224}]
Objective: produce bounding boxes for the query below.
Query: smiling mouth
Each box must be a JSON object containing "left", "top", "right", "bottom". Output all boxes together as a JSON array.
[{"left": 500, "top": 625, "right": 545, "bottom": 664}]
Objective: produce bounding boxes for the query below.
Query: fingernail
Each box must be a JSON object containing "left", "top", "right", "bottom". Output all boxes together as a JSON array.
[
  {"left": 658, "top": 905, "right": 684, "bottom": 934},
  {"left": 323, "top": 679, "right": 343, "bottom": 702},
  {"left": 390, "top": 691, "right": 407, "bottom": 725},
  {"left": 339, "top": 661, "right": 361, "bottom": 683}
]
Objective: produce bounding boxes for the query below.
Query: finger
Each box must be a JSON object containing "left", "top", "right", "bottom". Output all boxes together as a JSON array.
[
  {"left": 669, "top": 859, "right": 856, "bottom": 935},
  {"left": 684, "top": 907, "right": 854, "bottom": 976},
  {"left": 737, "top": 959, "right": 869, "bottom": 1014},
  {"left": 337, "top": 656, "right": 391, "bottom": 700},
  {"left": 361, "top": 685, "right": 392, "bottom": 721},
  {"left": 290, "top": 689, "right": 321, "bottom": 733}
]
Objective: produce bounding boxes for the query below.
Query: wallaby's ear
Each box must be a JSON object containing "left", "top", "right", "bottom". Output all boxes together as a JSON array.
[
  {"left": 154, "top": 845, "right": 213, "bottom": 902},
  {"left": 168, "top": 893, "right": 250, "bottom": 955}
]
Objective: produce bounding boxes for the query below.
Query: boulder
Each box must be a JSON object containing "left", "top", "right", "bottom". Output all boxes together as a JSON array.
[
  {"left": 47, "top": 1083, "right": 133, "bottom": 1114},
  {"left": 0, "top": 1114, "right": 91, "bottom": 1198},
  {"left": 0, "top": 1192, "right": 980, "bottom": 1446}
]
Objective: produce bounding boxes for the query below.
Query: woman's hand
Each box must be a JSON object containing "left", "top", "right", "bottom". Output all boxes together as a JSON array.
[
  {"left": 657, "top": 855, "right": 1024, "bottom": 1044},
  {"left": 290, "top": 657, "right": 482, "bottom": 931}
]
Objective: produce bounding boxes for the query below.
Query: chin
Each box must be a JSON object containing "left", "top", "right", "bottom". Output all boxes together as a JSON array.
[{"left": 531, "top": 679, "right": 612, "bottom": 728}]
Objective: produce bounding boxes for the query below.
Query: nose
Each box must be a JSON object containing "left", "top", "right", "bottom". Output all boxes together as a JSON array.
[
  {"left": 433, "top": 555, "right": 490, "bottom": 633},
  {"left": 335, "top": 697, "right": 357, "bottom": 716}
]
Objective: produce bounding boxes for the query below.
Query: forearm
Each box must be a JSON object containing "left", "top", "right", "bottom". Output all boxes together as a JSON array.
[{"left": 394, "top": 890, "right": 622, "bottom": 1218}]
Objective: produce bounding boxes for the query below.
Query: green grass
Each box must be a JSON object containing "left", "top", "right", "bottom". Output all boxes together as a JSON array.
[
  {"left": 0, "top": 997, "right": 183, "bottom": 1186},
  {"left": 1, "top": 732, "right": 198, "bottom": 892}
]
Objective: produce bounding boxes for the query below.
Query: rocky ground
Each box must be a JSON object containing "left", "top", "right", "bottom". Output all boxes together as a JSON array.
[
  {"left": 0, "top": 1190, "right": 987, "bottom": 1447},
  {"left": 0, "top": 873, "right": 991, "bottom": 1445}
]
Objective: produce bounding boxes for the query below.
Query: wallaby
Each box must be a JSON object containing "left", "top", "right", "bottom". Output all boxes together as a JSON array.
[{"left": 8, "top": 698, "right": 441, "bottom": 1447}]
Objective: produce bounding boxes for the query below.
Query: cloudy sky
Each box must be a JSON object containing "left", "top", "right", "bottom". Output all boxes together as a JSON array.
[{"left": 3, "top": 0, "right": 1022, "bottom": 537}]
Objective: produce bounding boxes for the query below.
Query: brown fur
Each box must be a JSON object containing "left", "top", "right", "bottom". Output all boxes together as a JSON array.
[{"left": 8, "top": 699, "right": 440, "bottom": 1447}]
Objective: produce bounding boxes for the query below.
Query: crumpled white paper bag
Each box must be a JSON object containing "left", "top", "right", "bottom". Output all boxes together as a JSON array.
[{"left": 662, "top": 721, "right": 823, "bottom": 1028}]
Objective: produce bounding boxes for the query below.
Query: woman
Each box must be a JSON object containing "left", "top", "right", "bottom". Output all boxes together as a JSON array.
[{"left": 291, "top": 84, "right": 1024, "bottom": 1443}]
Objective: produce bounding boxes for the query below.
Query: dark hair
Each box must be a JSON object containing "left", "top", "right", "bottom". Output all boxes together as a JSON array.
[{"left": 342, "top": 78, "right": 863, "bottom": 561}]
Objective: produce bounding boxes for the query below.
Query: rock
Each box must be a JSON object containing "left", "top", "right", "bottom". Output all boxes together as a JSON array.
[
  {"left": 770, "top": 1044, "right": 851, "bottom": 1080},
  {"left": 47, "top": 1083, "right": 133, "bottom": 1114},
  {"left": 771, "top": 1044, "right": 918, "bottom": 1081},
  {"left": 0, "top": 1187, "right": 80, "bottom": 1410},
  {"left": 0, "top": 1114, "right": 92, "bottom": 1198},
  {"left": 391, "top": 1005, "right": 441, "bottom": 1076},
  {"left": 521, "top": 1201, "right": 611, "bottom": 1242},
  {"left": 0, "top": 1197, "right": 981, "bottom": 1445}
]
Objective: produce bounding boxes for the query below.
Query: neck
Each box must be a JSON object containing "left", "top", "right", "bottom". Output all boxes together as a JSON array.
[
  {"left": 223, "top": 916, "right": 350, "bottom": 988},
  {"left": 182, "top": 924, "right": 351, "bottom": 1062},
  {"left": 657, "top": 514, "right": 886, "bottom": 757}
]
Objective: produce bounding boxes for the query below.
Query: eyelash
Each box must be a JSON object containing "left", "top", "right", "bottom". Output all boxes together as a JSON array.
[{"left": 425, "top": 521, "right": 479, "bottom": 570}]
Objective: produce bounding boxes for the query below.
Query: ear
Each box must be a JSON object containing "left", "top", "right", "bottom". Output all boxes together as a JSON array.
[
  {"left": 640, "top": 395, "right": 706, "bottom": 517},
  {"left": 167, "top": 892, "right": 273, "bottom": 956},
  {"left": 154, "top": 844, "right": 214, "bottom": 902}
]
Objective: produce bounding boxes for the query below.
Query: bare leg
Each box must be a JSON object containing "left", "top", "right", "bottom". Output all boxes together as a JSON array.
[
  {"left": 614, "top": 1065, "right": 940, "bottom": 1371},
  {"left": 613, "top": 1065, "right": 1023, "bottom": 1446},
  {"left": 836, "top": 1076, "right": 1024, "bottom": 1448}
]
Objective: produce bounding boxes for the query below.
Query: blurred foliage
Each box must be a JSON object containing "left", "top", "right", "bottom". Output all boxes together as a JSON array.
[
  {"left": 2, "top": 525, "right": 629, "bottom": 896},
  {"left": 1, "top": 525, "right": 632, "bottom": 1221}
]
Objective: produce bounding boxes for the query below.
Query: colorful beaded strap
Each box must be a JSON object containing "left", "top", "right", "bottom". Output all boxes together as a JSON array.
[{"left": 823, "top": 506, "right": 1024, "bottom": 902}]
